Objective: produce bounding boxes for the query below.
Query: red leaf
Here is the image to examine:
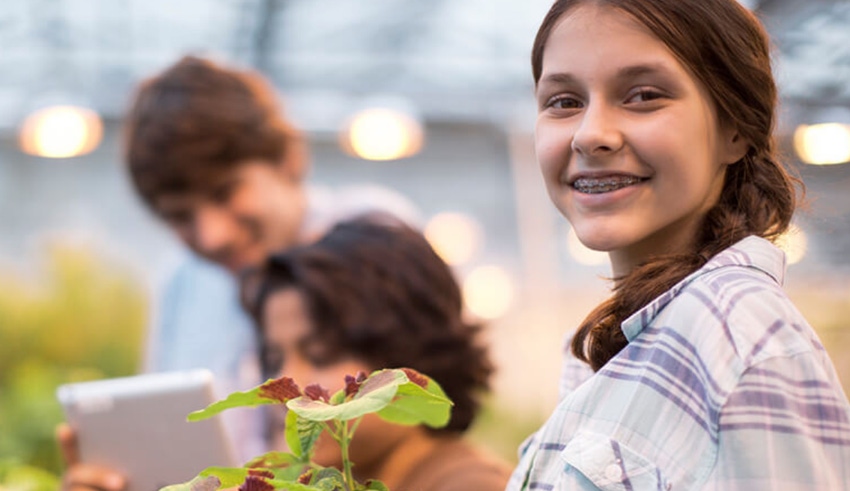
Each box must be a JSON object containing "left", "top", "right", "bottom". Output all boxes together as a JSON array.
[
  {"left": 247, "top": 469, "right": 274, "bottom": 479},
  {"left": 401, "top": 368, "right": 429, "bottom": 389},
  {"left": 259, "top": 377, "right": 302, "bottom": 402},
  {"left": 297, "top": 470, "right": 313, "bottom": 484},
  {"left": 238, "top": 476, "right": 274, "bottom": 491},
  {"left": 304, "top": 383, "right": 330, "bottom": 402},
  {"left": 344, "top": 374, "right": 361, "bottom": 398}
]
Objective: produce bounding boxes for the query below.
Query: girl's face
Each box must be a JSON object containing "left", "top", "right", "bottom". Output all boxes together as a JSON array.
[
  {"left": 263, "top": 288, "right": 416, "bottom": 472},
  {"left": 535, "top": 5, "right": 747, "bottom": 277}
]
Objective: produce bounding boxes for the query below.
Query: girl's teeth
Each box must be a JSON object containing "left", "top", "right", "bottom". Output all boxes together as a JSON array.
[{"left": 573, "top": 176, "right": 643, "bottom": 194}]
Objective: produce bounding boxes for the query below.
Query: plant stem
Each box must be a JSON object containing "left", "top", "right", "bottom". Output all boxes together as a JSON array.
[{"left": 339, "top": 419, "right": 355, "bottom": 488}]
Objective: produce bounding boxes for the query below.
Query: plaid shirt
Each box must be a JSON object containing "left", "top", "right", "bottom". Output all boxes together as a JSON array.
[{"left": 507, "top": 236, "right": 850, "bottom": 490}]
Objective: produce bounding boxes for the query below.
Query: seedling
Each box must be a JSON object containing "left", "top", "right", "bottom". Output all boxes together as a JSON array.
[{"left": 161, "top": 368, "right": 452, "bottom": 491}]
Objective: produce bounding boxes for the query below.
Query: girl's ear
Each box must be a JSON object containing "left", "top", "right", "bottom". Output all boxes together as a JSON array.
[{"left": 721, "top": 127, "right": 751, "bottom": 165}]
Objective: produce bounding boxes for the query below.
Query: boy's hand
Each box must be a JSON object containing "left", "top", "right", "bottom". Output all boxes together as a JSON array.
[{"left": 57, "top": 423, "right": 127, "bottom": 491}]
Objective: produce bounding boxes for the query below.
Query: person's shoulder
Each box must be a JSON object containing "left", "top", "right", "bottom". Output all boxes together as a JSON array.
[
  {"left": 414, "top": 438, "right": 512, "bottom": 491},
  {"left": 674, "top": 240, "right": 816, "bottom": 366},
  {"left": 159, "top": 252, "right": 238, "bottom": 302}
]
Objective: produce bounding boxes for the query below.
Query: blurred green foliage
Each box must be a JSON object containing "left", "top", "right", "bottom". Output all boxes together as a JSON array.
[
  {"left": 0, "top": 459, "right": 60, "bottom": 491},
  {"left": 0, "top": 244, "right": 147, "bottom": 476}
]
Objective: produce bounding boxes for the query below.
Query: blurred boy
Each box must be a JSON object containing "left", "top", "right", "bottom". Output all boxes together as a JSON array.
[{"left": 59, "top": 55, "right": 418, "bottom": 490}]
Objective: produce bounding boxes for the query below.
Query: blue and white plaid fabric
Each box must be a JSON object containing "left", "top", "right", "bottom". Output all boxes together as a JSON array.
[{"left": 508, "top": 236, "right": 850, "bottom": 490}]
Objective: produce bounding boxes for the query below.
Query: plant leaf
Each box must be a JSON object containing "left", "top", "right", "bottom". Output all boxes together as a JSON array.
[
  {"left": 363, "top": 479, "right": 390, "bottom": 491},
  {"left": 287, "top": 370, "right": 406, "bottom": 422},
  {"left": 197, "top": 467, "right": 248, "bottom": 489},
  {"left": 310, "top": 468, "right": 347, "bottom": 491},
  {"left": 187, "top": 377, "right": 300, "bottom": 422},
  {"left": 241, "top": 452, "right": 309, "bottom": 482},
  {"left": 159, "top": 475, "right": 221, "bottom": 491},
  {"left": 264, "top": 478, "right": 327, "bottom": 491},
  {"left": 376, "top": 371, "right": 452, "bottom": 428},
  {"left": 243, "top": 451, "right": 303, "bottom": 469},
  {"left": 284, "top": 409, "right": 324, "bottom": 459}
]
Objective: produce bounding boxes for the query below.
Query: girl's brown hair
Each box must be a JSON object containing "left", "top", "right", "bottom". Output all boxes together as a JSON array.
[{"left": 532, "top": 0, "right": 802, "bottom": 371}]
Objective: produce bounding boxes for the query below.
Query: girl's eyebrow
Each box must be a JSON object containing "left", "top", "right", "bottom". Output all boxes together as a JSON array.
[
  {"left": 537, "top": 72, "right": 578, "bottom": 88},
  {"left": 538, "top": 62, "right": 677, "bottom": 88},
  {"left": 615, "top": 62, "right": 676, "bottom": 80}
]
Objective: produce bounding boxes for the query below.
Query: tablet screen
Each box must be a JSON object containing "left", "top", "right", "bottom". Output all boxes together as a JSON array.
[{"left": 57, "top": 369, "right": 240, "bottom": 491}]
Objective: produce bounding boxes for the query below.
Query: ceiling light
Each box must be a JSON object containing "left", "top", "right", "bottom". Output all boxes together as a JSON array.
[
  {"left": 340, "top": 96, "right": 424, "bottom": 161},
  {"left": 462, "top": 265, "right": 514, "bottom": 320},
  {"left": 19, "top": 105, "right": 103, "bottom": 159},
  {"left": 793, "top": 123, "right": 850, "bottom": 165},
  {"left": 424, "top": 212, "right": 482, "bottom": 266}
]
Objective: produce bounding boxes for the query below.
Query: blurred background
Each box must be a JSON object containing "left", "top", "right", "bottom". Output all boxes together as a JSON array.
[{"left": 1, "top": 0, "right": 849, "bottom": 484}]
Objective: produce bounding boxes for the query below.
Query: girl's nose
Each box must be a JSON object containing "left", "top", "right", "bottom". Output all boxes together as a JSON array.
[{"left": 570, "top": 102, "right": 624, "bottom": 156}]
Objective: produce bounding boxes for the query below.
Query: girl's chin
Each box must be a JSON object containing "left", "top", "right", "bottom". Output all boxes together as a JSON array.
[{"left": 570, "top": 232, "right": 618, "bottom": 253}]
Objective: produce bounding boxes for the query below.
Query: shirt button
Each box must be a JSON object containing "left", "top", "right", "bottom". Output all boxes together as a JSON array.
[{"left": 605, "top": 463, "right": 623, "bottom": 481}]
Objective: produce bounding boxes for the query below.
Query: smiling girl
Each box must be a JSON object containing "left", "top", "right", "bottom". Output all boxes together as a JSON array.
[{"left": 509, "top": 0, "right": 850, "bottom": 489}]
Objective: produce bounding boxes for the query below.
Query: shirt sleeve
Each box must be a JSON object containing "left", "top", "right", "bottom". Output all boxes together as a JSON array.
[
  {"left": 712, "top": 352, "right": 850, "bottom": 490},
  {"left": 143, "top": 263, "right": 184, "bottom": 372}
]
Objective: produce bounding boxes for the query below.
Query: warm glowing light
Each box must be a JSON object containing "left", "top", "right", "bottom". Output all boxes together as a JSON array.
[
  {"left": 424, "top": 212, "right": 482, "bottom": 266},
  {"left": 566, "top": 227, "right": 608, "bottom": 265},
  {"left": 462, "top": 265, "right": 514, "bottom": 320},
  {"left": 344, "top": 108, "right": 423, "bottom": 161},
  {"left": 793, "top": 123, "right": 850, "bottom": 165},
  {"left": 776, "top": 224, "right": 808, "bottom": 265},
  {"left": 19, "top": 105, "right": 103, "bottom": 158}
]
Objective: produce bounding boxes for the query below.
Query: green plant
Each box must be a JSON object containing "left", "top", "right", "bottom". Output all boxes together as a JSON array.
[{"left": 163, "top": 368, "right": 452, "bottom": 491}]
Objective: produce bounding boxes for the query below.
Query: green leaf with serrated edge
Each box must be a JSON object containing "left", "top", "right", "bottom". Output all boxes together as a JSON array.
[
  {"left": 363, "top": 479, "right": 390, "bottom": 491},
  {"left": 310, "top": 468, "right": 347, "bottom": 491},
  {"left": 195, "top": 467, "right": 247, "bottom": 489},
  {"left": 187, "top": 377, "right": 300, "bottom": 422},
  {"left": 314, "top": 477, "right": 346, "bottom": 491},
  {"left": 240, "top": 452, "right": 309, "bottom": 482},
  {"left": 287, "top": 370, "right": 406, "bottom": 422},
  {"left": 284, "top": 409, "right": 302, "bottom": 458},
  {"left": 244, "top": 451, "right": 303, "bottom": 469},
  {"left": 284, "top": 409, "right": 323, "bottom": 459},
  {"left": 186, "top": 387, "right": 275, "bottom": 421},
  {"left": 159, "top": 475, "right": 221, "bottom": 491},
  {"left": 263, "top": 479, "right": 326, "bottom": 491},
  {"left": 376, "top": 376, "right": 452, "bottom": 428}
]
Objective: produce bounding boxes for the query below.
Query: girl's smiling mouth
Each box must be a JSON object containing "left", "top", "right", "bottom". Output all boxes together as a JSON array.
[{"left": 570, "top": 174, "right": 650, "bottom": 194}]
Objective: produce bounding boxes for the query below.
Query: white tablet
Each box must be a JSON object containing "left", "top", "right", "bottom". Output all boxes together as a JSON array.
[{"left": 57, "top": 369, "right": 240, "bottom": 491}]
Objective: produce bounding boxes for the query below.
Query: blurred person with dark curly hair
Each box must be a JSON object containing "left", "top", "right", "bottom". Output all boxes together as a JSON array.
[{"left": 240, "top": 214, "right": 511, "bottom": 490}]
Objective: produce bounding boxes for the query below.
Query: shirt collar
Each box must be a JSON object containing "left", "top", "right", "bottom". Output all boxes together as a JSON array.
[{"left": 620, "top": 235, "right": 787, "bottom": 342}]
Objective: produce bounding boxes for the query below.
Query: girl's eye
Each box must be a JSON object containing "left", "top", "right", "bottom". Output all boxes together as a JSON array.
[
  {"left": 547, "top": 95, "right": 583, "bottom": 110},
  {"left": 626, "top": 88, "right": 664, "bottom": 104}
]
